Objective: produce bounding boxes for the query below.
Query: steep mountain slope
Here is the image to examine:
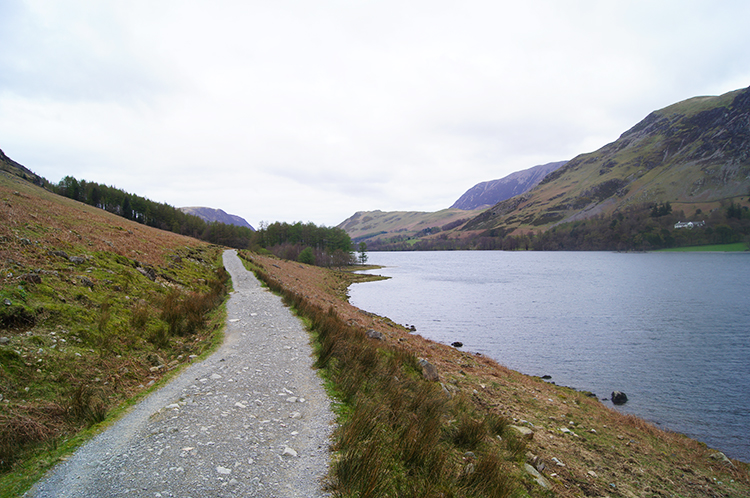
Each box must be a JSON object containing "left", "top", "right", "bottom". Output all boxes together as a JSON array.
[
  {"left": 178, "top": 206, "right": 255, "bottom": 230},
  {"left": 464, "top": 86, "right": 750, "bottom": 233},
  {"left": 450, "top": 160, "right": 567, "bottom": 210}
]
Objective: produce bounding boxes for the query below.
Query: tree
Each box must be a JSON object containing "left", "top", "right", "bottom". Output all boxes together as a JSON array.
[{"left": 357, "top": 242, "right": 368, "bottom": 265}]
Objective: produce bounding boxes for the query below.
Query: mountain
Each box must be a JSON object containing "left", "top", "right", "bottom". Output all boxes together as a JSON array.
[
  {"left": 450, "top": 160, "right": 567, "bottom": 210},
  {"left": 179, "top": 206, "right": 255, "bottom": 230},
  {"left": 463, "top": 86, "right": 750, "bottom": 233},
  {"left": 338, "top": 162, "right": 565, "bottom": 244},
  {"left": 337, "top": 208, "right": 484, "bottom": 244}
]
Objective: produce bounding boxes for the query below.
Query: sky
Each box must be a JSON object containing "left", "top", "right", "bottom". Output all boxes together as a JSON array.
[{"left": 1, "top": 1, "right": 749, "bottom": 227}]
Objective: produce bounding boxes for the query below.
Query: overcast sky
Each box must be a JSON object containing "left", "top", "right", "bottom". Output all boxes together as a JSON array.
[{"left": 1, "top": 1, "right": 749, "bottom": 227}]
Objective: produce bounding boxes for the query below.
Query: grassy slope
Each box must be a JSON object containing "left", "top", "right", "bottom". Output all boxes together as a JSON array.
[
  {"left": 248, "top": 254, "right": 750, "bottom": 497},
  {"left": 0, "top": 173, "right": 228, "bottom": 496},
  {"left": 339, "top": 208, "right": 484, "bottom": 243}
]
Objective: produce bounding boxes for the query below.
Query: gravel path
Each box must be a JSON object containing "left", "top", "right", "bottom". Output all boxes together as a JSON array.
[{"left": 26, "top": 249, "right": 334, "bottom": 498}]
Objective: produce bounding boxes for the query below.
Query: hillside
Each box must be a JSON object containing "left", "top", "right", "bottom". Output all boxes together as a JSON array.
[
  {"left": 337, "top": 208, "right": 484, "bottom": 245},
  {"left": 464, "top": 86, "right": 750, "bottom": 233},
  {"left": 0, "top": 170, "right": 227, "bottom": 494},
  {"left": 451, "top": 160, "right": 567, "bottom": 210},
  {"left": 179, "top": 206, "right": 255, "bottom": 230}
]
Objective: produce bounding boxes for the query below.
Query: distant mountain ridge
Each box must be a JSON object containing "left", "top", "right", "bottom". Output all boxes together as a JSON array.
[
  {"left": 451, "top": 160, "right": 567, "bottom": 210},
  {"left": 179, "top": 206, "right": 255, "bottom": 230}
]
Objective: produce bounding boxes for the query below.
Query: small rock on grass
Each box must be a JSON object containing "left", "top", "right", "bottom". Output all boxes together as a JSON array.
[
  {"left": 418, "top": 358, "right": 439, "bottom": 382},
  {"left": 524, "top": 463, "right": 551, "bottom": 489},
  {"left": 509, "top": 425, "right": 534, "bottom": 440}
]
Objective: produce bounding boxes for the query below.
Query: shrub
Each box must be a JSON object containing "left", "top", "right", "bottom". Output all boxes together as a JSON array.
[{"left": 298, "top": 247, "right": 315, "bottom": 265}]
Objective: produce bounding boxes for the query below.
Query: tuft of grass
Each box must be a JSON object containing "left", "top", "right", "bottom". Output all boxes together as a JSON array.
[{"left": 448, "top": 413, "right": 488, "bottom": 450}]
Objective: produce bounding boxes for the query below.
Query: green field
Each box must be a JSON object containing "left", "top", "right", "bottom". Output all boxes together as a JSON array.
[{"left": 658, "top": 242, "right": 749, "bottom": 252}]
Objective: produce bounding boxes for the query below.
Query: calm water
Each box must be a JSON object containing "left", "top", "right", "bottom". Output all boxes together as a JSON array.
[{"left": 349, "top": 251, "right": 750, "bottom": 462}]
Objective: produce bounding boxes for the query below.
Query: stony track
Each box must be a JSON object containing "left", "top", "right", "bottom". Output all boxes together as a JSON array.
[{"left": 26, "top": 249, "right": 333, "bottom": 498}]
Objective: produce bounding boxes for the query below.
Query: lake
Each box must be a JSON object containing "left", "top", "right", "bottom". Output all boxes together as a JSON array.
[{"left": 349, "top": 251, "right": 750, "bottom": 462}]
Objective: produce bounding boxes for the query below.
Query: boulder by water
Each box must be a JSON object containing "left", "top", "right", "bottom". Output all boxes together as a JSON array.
[{"left": 611, "top": 391, "right": 628, "bottom": 405}]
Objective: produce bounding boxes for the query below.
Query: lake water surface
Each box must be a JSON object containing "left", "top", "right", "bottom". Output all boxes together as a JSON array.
[{"left": 349, "top": 251, "right": 750, "bottom": 462}]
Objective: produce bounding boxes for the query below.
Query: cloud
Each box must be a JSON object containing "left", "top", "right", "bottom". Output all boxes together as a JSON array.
[{"left": 1, "top": 0, "right": 749, "bottom": 226}]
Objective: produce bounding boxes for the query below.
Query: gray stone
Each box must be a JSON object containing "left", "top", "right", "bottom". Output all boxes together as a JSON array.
[
  {"left": 418, "top": 358, "right": 439, "bottom": 382},
  {"left": 510, "top": 425, "right": 534, "bottom": 440},
  {"left": 69, "top": 256, "right": 86, "bottom": 264},
  {"left": 366, "top": 329, "right": 384, "bottom": 340},
  {"left": 0, "top": 337, "right": 10, "bottom": 345},
  {"left": 524, "top": 463, "right": 551, "bottom": 489}
]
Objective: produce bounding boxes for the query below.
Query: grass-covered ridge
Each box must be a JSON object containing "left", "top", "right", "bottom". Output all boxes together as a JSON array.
[
  {"left": 0, "top": 173, "right": 229, "bottom": 496},
  {"left": 242, "top": 251, "right": 750, "bottom": 497}
]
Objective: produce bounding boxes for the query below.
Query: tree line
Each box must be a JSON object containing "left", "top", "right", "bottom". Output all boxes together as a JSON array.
[{"left": 51, "top": 176, "right": 356, "bottom": 265}]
